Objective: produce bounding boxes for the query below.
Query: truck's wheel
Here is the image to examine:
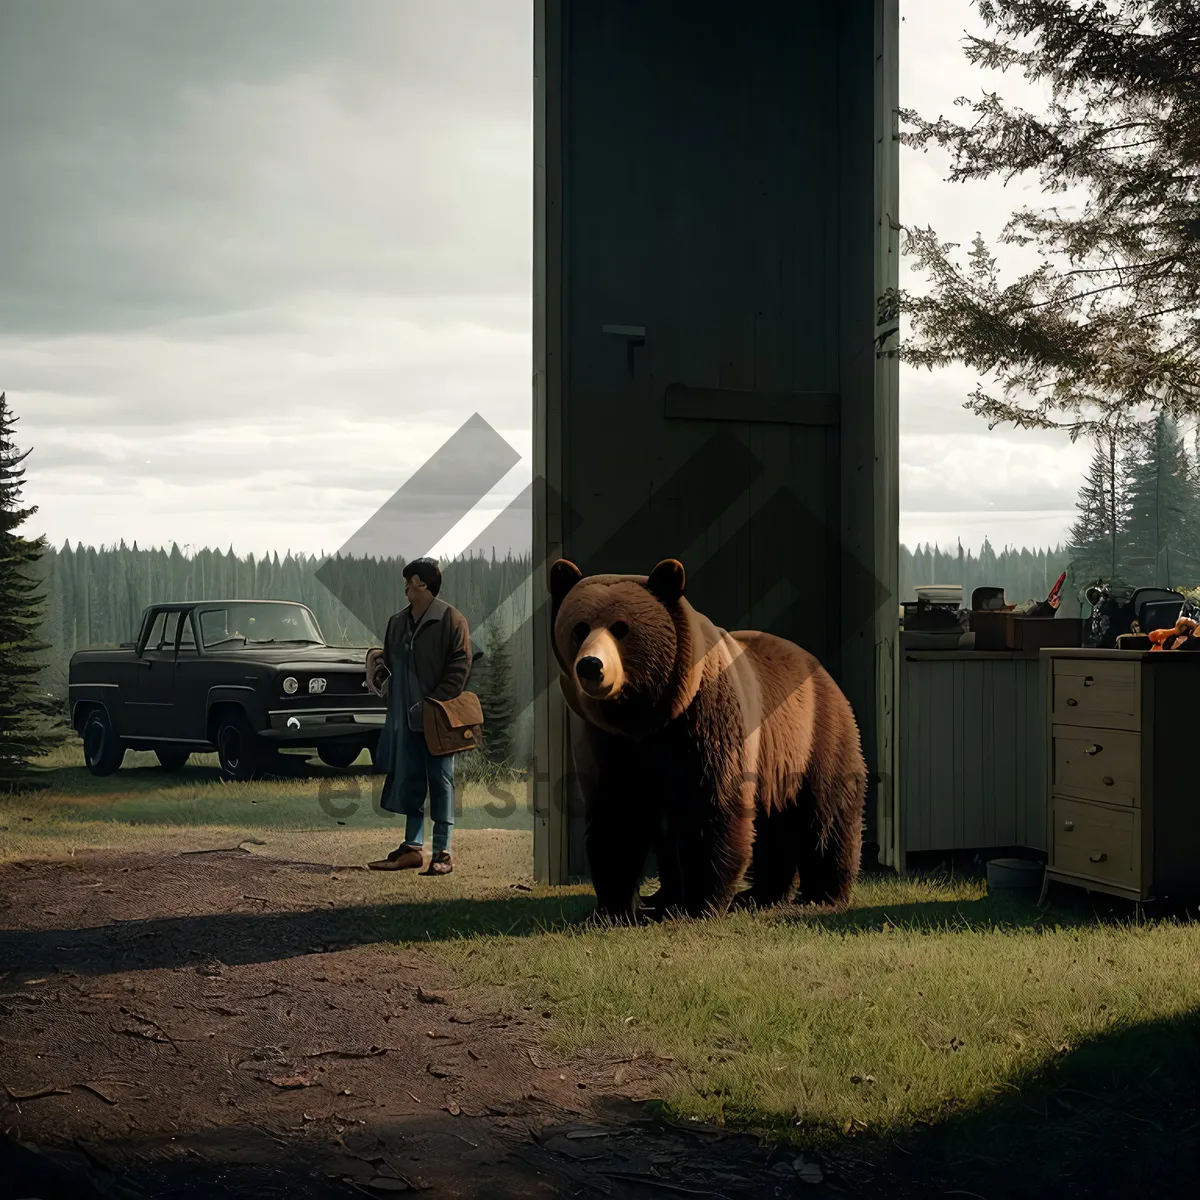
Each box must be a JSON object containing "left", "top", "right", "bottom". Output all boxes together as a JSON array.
[
  {"left": 82, "top": 708, "right": 125, "bottom": 777},
  {"left": 317, "top": 742, "right": 362, "bottom": 770},
  {"left": 155, "top": 748, "right": 191, "bottom": 772},
  {"left": 215, "top": 712, "right": 265, "bottom": 782}
]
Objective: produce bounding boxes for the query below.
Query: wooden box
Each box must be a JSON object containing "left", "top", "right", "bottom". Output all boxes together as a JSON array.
[{"left": 971, "top": 613, "right": 1083, "bottom": 652}]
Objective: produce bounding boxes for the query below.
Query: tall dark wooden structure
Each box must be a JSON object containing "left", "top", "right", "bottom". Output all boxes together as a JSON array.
[{"left": 532, "top": 0, "right": 900, "bottom": 881}]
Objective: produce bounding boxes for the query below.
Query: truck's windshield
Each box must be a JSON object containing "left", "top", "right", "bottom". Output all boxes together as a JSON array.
[{"left": 197, "top": 603, "right": 324, "bottom": 649}]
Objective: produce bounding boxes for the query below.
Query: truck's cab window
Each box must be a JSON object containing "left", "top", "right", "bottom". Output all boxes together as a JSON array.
[
  {"left": 159, "top": 611, "right": 181, "bottom": 650},
  {"left": 179, "top": 614, "right": 197, "bottom": 653},
  {"left": 143, "top": 611, "right": 167, "bottom": 651}
]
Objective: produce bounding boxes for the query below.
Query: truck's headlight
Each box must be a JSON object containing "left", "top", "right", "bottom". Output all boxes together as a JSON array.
[{"left": 283, "top": 676, "right": 298, "bottom": 694}]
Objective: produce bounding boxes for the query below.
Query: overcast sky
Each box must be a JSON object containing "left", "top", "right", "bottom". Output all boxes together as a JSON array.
[{"left": 2, "top": 0, "right": 1091, "bottom": 562}]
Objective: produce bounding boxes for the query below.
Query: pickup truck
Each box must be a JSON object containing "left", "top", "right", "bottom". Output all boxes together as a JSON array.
[{"left": 68, "top": 599, "right": 390, "bottom": 782}]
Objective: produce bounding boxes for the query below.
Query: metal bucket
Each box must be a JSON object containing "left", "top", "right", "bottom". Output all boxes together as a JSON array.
[{"left": 986, "top": 857, "right": 1044, "bottom": 892}]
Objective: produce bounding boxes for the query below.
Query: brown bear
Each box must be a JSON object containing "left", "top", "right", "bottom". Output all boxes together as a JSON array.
[{"left": 550, "top": 556, "right": 868, "bottom": 923}]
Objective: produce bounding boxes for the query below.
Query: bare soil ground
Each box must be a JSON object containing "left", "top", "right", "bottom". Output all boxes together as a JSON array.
[{"left": 0, "top": 846, "right": 877, "bottom": 1200}]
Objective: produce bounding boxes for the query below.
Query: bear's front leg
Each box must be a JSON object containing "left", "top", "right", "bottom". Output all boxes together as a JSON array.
[
  {"left": 571, "top": 719, "right": 656, "bottom": 925},
  {"left": 673, "top": 802, "right": 755, "bottom": 919},
  {"left": 638, "top": 810, "right": 687, "bottom": 919},
  {"left": 584, "top": 793, "right": 655, "bottom": 924}
]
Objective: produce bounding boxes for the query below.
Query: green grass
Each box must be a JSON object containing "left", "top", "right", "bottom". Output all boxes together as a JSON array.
[
  {"left": 5, "top": 740, "right": 534, "bottom": 834},
  {"left": 6, "top": 741, "right": 1200, "bottom": 1195},
  {"left": 435, "top": 881, "right": 1200, "bottom": 1193},
  {"left": 443, "top": 884, "right": 1196, "bottom": 1129}
]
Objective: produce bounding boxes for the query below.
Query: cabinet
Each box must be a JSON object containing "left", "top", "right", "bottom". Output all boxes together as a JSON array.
[{"left": 1040, "top": 648, "right": 1200, "bottom": 905}]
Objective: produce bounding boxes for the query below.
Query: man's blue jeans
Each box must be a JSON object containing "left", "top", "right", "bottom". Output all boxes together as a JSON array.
[{"left": 379, "top": 724, "right": 455, "bottom": 854}]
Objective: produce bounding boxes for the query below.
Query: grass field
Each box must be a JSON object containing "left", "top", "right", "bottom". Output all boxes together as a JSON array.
[{"left": 6, "top": 740, "right": 1200, "bottom": 1196}]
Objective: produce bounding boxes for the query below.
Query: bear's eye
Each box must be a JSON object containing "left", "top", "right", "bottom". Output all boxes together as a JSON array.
[
  {"left": 572, "top": 622, "right": 590, "bottom": 645},
  {"left": 610, "top": 620, "right": 629, "bottom": 639}
]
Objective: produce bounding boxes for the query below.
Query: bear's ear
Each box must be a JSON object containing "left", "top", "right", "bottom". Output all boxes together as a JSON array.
[
  {"left": 549, "top": 558, "right": 583, "bottom": 619},
  {"left": 646, "top": 558, "right": 686, "bottom": 606}
]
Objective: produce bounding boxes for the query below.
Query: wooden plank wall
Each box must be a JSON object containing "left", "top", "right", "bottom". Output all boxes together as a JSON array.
[{"left": 899, "top": 654, "right": 1047, "bottom": 858}]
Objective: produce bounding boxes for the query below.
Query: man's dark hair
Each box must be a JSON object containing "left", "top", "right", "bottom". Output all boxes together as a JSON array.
[{"left": 403, "top": 556, "right": 442, "bottom": 597}]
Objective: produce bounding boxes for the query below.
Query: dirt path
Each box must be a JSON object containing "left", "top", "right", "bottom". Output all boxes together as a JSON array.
[{"left": 0, "top": 850, "right": 881, "bottom": 1199}]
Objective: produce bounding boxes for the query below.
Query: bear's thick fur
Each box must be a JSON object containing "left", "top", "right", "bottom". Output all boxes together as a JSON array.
[{"left": 550, "top": 556, "right": 868, "bottom": 922}]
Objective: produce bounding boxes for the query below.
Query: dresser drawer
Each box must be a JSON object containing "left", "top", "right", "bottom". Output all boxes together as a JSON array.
[
  {"left": 1052, "top": 796, "right": 1141, "bottom": 890},
  {"left": 1052, "top": 660, "right": 1140, "bottom": 730},
  {"left": 1052, "top": 727, "right": 1141, "bottom": 806}
]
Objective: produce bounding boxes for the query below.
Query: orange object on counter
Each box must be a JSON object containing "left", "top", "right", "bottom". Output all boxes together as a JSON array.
[{"left": 1149, "top": 616, "right": 1198, "bottom": 650}]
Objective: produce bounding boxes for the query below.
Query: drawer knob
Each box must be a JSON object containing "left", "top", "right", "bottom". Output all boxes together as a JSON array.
[
  {"left": 1063, "top": 820, "right": 1075, "bottom": 831},
  {"left": 1086, "top": 744, "right": 1102, "bottom": 756},
  {"left": 1089, "top": 852, "right": 1108, "bottom": 863},
  {"left": 1083, "top": 676, "right": 1095, "bottom": 686},
  {"left": 1102, "top": 775, "right": 1114, "bottom": 786},
  {"left": 1066, "top": 697, "right": 1079, "bottom": 707}
]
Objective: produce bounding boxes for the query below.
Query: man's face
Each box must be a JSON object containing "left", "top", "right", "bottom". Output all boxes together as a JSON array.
[{"left": 405, "top": 575, "right": 426, "bottom": 605}]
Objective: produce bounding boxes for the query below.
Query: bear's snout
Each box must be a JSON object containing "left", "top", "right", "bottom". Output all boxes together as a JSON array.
[
  {"left": 572, "top": 628, "right": 626, "bottom": 699},
  {"left": 576, "top": 655, "right": 603, "bottom": 681}
]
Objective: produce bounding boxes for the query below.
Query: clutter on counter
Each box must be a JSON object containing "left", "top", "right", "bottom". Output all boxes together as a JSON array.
[{"left": 901, "top": 574, "right": 1200, "bottom": 653}]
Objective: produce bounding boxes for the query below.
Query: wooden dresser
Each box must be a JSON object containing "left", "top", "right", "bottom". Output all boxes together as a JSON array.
[{"left": 1041, "top": 648, "right": 1200, "bottom": 906}]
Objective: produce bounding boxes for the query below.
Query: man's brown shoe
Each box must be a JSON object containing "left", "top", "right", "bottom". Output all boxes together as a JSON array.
[
  {"left": 367, "top": 843, "right": 424, "bottom": 871},
  {"left": 421, "top": 851, "right": 453, "bottom": 876}
]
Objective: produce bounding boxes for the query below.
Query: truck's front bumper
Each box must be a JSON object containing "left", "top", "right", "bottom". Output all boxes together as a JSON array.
[{"left": 262, "top": 708, "right": 387, "bottom": 742}]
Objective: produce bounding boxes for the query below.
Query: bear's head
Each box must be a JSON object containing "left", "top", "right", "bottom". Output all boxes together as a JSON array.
[{"left": 549, "top": 557, "right": 696, "bottom": 734}]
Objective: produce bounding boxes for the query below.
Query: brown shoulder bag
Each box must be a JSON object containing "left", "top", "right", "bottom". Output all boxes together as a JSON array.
[{"left": 423, "top": 692, "right": 485, "bottom": 756}]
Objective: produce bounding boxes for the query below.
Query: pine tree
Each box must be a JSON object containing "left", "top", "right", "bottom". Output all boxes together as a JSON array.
[
  {"left": 1068, "top": 429, "right": 1134, "bottom": 587},
  {"left": 474, "top": 630, "right": 515, "bottom": 767},
  {"left": 899, "top": 2, "right": 1200, "bottom": 440},
  {"left": 0, "top": 393, "right": 67, "bottom": 792},
  {"left": 1122, "top": 412, "right": 1200, "bottom": 588}
]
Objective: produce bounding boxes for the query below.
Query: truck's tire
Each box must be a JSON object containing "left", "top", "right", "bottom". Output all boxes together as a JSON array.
[
  {"left": 215, "top": 711, "right": 266, "bottom": 783},
  {"left": 155, "top": 748, "right": 191, "bottom": 772},
  {"left": 317, "top": 742, "right": 363, "bottom": 770},
  {"left": 82, "top": 708, "right": 125, "bottom": 777}
]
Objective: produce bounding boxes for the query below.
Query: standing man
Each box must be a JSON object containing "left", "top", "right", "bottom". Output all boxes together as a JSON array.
[{"left": 365, "top": 557, "right": 472, "bottom": 875}]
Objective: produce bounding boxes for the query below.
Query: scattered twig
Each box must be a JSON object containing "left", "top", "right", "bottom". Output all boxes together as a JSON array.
[
  {"left": 5, "top": 1083, "right": 71, "bottom": 1102},
  {"left": 305, "top": 1047, "right": 393, "bottom": 1060},
  {"left": 599, "top": 1172, "right": 718, "bottom": 1197},
  {"left": 117, "top": 1008, "right": 184, "bottom": 1053},
  {"left": 75, "top": 1082, "right": 120, "bottom": 1105}
]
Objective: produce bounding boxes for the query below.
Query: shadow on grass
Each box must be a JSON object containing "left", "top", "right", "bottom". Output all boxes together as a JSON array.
[
  {"left": 804, "top": 889, "right": 1196, "bottom": 936},
  {"left": 0, "top": 893, "right": 598, "bottom": 980},
  {"left": 633, "top": 1006, "right": 1200, "bottom": 1200},
  {"left": 877, "top": 1004, "right": 1200, "bottom": 1199}
]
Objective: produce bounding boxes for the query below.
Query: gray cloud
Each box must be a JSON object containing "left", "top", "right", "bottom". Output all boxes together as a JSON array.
[{"left": 0, "top": 0, "right": 531, "bottom": 337}]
